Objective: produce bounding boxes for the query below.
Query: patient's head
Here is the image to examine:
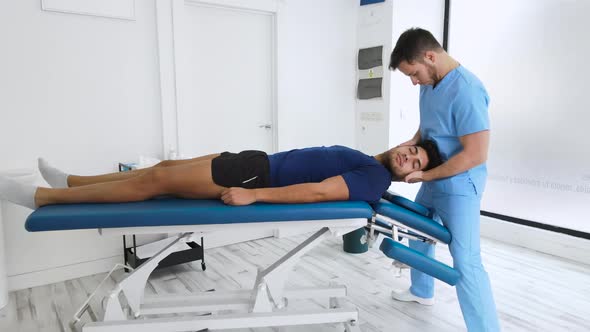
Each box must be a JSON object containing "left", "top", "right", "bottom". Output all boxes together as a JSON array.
[{"left": 385, "top": 140, "right": 443, "bottom": 180}]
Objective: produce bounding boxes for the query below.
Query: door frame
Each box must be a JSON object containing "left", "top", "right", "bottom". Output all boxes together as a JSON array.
[{"left": 156, "top": 0, "right": 279, "bottom": 159}]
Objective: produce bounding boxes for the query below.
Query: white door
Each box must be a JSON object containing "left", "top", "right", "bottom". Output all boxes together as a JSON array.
[{"left": 175, "top": 2, "right": 276, "bottom": 157}]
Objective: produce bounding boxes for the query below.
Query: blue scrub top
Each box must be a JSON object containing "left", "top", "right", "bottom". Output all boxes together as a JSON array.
[{"left": 419, "top": 65, "right": 490, "bottom": 196}]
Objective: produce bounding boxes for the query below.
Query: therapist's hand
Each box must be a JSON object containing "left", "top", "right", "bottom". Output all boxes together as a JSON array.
[
  {"left": 221, "top": 187, "right": 257, "bottom": 205},
  {"left": 404, "top": 171, "right": 425, "bottom": 183}
]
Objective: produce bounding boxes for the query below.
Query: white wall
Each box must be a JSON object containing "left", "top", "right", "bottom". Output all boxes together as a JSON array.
[
  {"left": 447, "top": 0, "right": 590, "bottom": 263},
  {"left": 355, "top": 1, "right": 392, "bottom": 157},
  {"left": 384, "top": 1, "right": 590, "bottom": 263},
  {"left": 2, "top": 0, "right": 585, "bottom": 292},
  {"left": 450, "top": 0, "right": 590, "bottom": 234},
  {"left": 277, "top": 0, "right": 358, "bottom": 150},
  {"left": 0, "top": 0, "right": 360, "bottom": 290},
  {"left": 388, "top": 0, "right": 445, "bottom": 148},
  {"left": 387, "top": 0, "right": 444, "bottom": 199},
  {"left": 0, "top": 0, "right": 164, "bottom": 290},
  {"left": 0, "top": 1, "right": 164, "bottom": 169},
  {"left": 356, "top": 0, "right": 444, "bottom": 199}
]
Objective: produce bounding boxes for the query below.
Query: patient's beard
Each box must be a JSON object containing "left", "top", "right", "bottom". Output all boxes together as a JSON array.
[{"left": 384, "top": 154, "right": 402, "bottom": 180}]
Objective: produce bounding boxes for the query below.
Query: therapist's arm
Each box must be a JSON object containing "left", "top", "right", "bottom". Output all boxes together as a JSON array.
[
  {"left": 406, "top": 130, "right": 490, "bottom": 183},
  {"left": 221, "top": 175, "right": 350, "bottom": 205},
  {"left": 399, "top": 129, "right": 421, "bottom": 147}
]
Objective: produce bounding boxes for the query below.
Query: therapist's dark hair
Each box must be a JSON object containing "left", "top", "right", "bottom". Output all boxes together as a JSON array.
[
  {"left": 389, "top": 28, "right": 443, "bottom": 70},
  {"left": 417, "top": 139, "right": 443, "bottom": 171}
]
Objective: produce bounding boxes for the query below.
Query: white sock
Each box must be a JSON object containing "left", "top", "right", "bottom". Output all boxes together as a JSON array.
[
  {"left": 0, "top": 175, "right": 38, "bottom": 210},
  {"left": 38, "top": 158, "right": 69, "bottom": 188}
]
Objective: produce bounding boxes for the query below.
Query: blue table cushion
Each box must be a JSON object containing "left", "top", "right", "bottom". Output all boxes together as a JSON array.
[
  {"left": 25, "top": 198, "right": 374, "bottom": 232},
  {"left": 380, "top": 238, "right": 460, "bottom": 286},
  {"left": 381, "top": 191, "right": 431, "bottom": 217},
  {"left": 371, "top": 199, "right": 451, "bottom": 244}
]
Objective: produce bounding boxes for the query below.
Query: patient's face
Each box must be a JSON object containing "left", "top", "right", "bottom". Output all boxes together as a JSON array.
[{"left": 388, "top": 145, "right": 429, "bottom": 179}]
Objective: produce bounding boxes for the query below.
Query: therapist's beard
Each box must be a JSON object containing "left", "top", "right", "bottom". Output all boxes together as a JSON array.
[
  {"left": 421, "top": 62, "right": 439, "bottom": 86},
  {"left": 429, "top": 67, "right": 440, "bottom": 86}
]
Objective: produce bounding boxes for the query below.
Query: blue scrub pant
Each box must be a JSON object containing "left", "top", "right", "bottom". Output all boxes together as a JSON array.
[{"left": 409, "top": 183, "right": 500, "bottom": 332}]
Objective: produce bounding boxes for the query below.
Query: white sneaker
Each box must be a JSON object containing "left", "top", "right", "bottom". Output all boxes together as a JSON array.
[{"left": 391, "top": 289, "right": 434, "bottom": 306}]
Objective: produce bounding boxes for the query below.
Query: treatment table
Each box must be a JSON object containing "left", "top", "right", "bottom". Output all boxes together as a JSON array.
[
  {"left": 370, "top": 192, "right": 460, "bottom": 286},
  {"left": 25, "top": 194, "right": 459, "bottom": 331}
]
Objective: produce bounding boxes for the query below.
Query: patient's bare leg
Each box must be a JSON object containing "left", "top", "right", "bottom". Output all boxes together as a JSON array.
[
  {"left": 48, "top": 154, "right": 220, "bottom": 187},
  {"left": 35, "top": 160, "right": 224, "bottom": 207}
]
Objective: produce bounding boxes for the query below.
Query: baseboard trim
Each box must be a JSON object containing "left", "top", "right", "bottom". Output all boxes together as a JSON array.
[
  {"left": 480, "top": 216, "right": 590, "bottom": 266},
  {"left": 8, "top": 229, "right": 276, "bottom": 292},
  {"left": 8, "top": 256, "right": 122, "bottom": 291},
  {"left": 11, "top": 220, "right": 589, "bottom": 292},
  {"left": 481, "top": 210, "right": 590, "bottom": 240}
]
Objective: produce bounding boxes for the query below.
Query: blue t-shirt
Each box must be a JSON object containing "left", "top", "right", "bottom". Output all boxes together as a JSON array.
[
  {"left": 419, "top": 65, "right": 490, "bottom": 195},
  {"left": 268, "top": 145, "right": 392, "bottom": 203}
]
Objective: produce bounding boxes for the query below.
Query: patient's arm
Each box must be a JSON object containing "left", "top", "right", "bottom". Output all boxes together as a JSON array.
[{"left": 220, "top": 175, "right": 350, "bottom": 206}]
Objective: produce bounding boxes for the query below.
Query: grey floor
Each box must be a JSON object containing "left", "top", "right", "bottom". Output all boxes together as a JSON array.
[{"left": 1, "top": 233, "right": 589, "bottom": 332}]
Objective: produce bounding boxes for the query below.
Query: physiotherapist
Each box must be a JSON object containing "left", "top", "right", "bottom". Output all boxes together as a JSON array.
[{"left": 389, "top": 28, "right": 501, "bottom": 332}]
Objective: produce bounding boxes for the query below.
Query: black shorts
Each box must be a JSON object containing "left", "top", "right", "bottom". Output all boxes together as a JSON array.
[{"left": 211, "top": 150, "right": 270, "bottom": 189}]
